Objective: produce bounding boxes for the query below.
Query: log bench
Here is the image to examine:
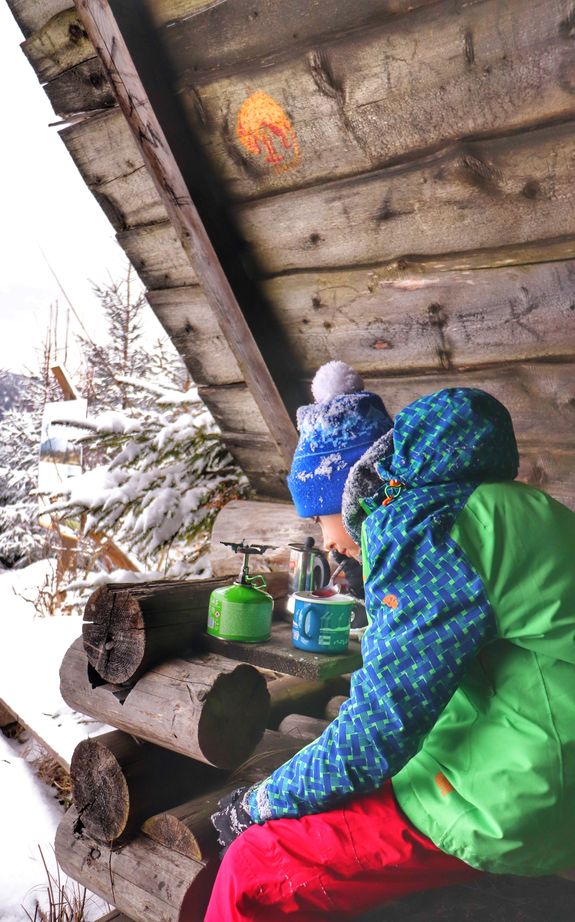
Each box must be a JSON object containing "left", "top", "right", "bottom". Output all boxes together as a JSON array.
[
  {"left": 55, "top": 499, "right": 575, "bottom": 920},
  {"left": 55, "top": 500, "right": 356, "bottom": 920}
]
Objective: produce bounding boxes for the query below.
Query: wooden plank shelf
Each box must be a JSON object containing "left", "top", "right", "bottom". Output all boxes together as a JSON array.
[{"left": 200, "top": 621, "right": 362, "bottom": 680}]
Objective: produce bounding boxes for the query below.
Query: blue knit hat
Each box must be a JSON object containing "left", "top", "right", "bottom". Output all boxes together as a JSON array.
[{"left": 287, "top": 362, "right": 393, "bottom": 517}]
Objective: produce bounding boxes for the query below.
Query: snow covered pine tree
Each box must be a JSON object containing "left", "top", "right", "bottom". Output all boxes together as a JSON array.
[{"left": 47, "top": 377, "right": 247, "bottom": 578}]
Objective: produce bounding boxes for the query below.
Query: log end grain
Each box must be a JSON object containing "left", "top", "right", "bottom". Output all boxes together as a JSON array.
[
  {"left": 141, "top": 811, "right": 202, "bottom": 861},
  {"left": 83, "top": 586, "right": 145, "bottom": 685},
  {"left": 198, "top": 664, "right": 270, "bottom": 768},
  {"left": 277, "top": 713, "right": 329, "bottom": 742},
  {"left": 70, "top": 737, "right": 130, "bottom": 843}
]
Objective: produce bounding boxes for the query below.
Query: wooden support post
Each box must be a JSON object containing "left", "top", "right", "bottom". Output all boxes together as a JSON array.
[
  {"left": 60, "top": 638, "right": 270, "bottom": 768},
  {"left": 73, "top": 0, "right": 306, "bottom": 464},
  {"left": 51, "top": 365, "right": 80, "bottom": 401}
]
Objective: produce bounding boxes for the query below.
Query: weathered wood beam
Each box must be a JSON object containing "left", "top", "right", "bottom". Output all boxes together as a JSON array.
[
  {"left": 163, "top": 364, "right": 575, "bottom": 452},
  {"left": 82, "top": 573, "right": 290, "bottom": 684},
  {"left": 6, "top": 0, "right": 72, "bottom": 38},
  {"left": 21, "top": 8, "right": 92, "bottom": 82},
  {"left": 237, "top": 121, "right": 575, "bottom": 274},
  {"left": 151, "top": 0, "right": 445, "bottom": 81},
  {"left": 267, "top": 674, "right": 350, "bottom": 728},
  {"left": 83, "top": 576, "right": 221, "bottom": 684},
  {"left": 172, "top": 0, "right": 575, "bottom": 199},
  {"left": 73, "top": 0, "right": 305, "bottom": 464},
  {"left": 325, "top": 695, "right": 348, "bottom": 721},
  {"left": 209, "top": 498, "right": 323, "bottom": 577},
  {"left": 60, "top": 639, "right": 270, "bottom": 767},
  {"left": 148, "top": 259, "right": 575, "bottom": 381},
  {"left": 46, "top": 56, "right": 117, "bottom": 114},
  {"left": 117, "top": 222, "right": 198, "bottom": 289},
  {"left": 59, "top": 109, "right": 575, "bottom": 276},
  {"left": 61, "top": 109, "right": 167, "bottom": 230},
  {"left": 518, "top": 447, "right": 575, "bottom": 511},
  {"left": 363, "top": 366, "right": 575, "bottom": 451},
  {"left": 0, "top": 701, "right": 16, "bottom": 727},
  {"left": 128, "top": 221, "right": 575, "bottom": 297}
]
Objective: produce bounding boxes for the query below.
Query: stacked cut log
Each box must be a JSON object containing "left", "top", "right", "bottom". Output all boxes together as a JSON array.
[{"left": 56, "top": 578, "right": 350, "bottom": 921}]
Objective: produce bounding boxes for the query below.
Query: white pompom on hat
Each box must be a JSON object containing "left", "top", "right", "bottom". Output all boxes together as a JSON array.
[
  {"left": 288, "top": 361, "right": 393, "bottom": 517},
  {"left": 311, "top": 361, "right": 365, "bottom": 404}
]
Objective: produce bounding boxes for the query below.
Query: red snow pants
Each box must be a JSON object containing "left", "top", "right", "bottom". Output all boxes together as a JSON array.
[{"left": 203, "top": 782, "right": 482, "bottom": 921}]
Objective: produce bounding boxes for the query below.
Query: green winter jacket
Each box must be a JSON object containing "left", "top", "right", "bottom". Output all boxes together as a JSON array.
[
  {"left": 393, "top": 479, "right": 575, "bottom": 875},
  {"left": 248, "top": 387, "right": 575, "bottom": 879}
]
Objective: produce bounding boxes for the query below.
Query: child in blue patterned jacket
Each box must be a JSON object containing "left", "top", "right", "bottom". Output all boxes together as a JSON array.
[{"left": 206, "top": 361, "right": 575, "bottom": 921}]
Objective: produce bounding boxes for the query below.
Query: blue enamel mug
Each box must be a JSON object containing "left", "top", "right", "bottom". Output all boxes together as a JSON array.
[{"left": 291, "top": 591, "right": 355, "bottom": 654}]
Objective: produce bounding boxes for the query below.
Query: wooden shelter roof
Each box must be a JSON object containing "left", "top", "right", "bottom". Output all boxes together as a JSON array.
[{"left": 8, "top": 0, "right": 575, "bottom": 507}]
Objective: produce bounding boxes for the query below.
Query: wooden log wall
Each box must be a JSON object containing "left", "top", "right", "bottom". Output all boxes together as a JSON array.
[{"left": 9, "top": 0, "right": 575, "bottom": 507}]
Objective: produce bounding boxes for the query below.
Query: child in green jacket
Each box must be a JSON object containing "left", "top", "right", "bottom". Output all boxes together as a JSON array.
[{"left": 208, "top": 362, "right": 575, "bottom": 920}]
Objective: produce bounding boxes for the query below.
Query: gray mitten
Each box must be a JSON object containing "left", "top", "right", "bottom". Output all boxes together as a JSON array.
[{"left": 211, "top": 785, "right": 256, "bottom": 858}]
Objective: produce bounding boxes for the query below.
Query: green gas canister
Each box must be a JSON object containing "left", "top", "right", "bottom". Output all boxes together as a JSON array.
[{"left": 207, "top": 541, "right": 274, "bottom": 643}]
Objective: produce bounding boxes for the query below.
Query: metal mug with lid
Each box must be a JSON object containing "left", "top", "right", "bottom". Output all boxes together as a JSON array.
[{"left": 288, "top": 536, "right": 331, "bottom": 595}]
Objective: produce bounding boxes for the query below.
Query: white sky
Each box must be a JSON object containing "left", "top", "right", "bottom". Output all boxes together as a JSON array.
[{"left": 0, "top": 4, "right": 164, "bottom": 378}]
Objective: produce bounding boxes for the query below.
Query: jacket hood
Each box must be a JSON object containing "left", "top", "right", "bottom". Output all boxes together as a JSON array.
[{"left": 377, "top": 388, "right": 519, "bottom": 487}]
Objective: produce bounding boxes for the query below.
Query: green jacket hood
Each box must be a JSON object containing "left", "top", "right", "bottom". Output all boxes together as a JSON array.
[{"left": 377, "top": 388, "right": 519, "bottom": 488}]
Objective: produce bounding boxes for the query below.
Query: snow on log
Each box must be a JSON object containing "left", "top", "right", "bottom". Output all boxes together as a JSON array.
[
  {"left": 141, "top": 729, "right": 301, "bottom": 861},
  {"left": 60, "top": 638, "right": 269, "bottom": 768},
  {"left": 70, "top": 731, "right": 224, "bottom": 845}
]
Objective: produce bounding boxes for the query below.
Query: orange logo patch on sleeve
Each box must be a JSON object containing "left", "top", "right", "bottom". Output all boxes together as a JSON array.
[
  {"left": 382, "top": 594, "right": 399, "bottom": 609},
  {"left": 435, "top": 772, "right": 455, "bottom": 797}
]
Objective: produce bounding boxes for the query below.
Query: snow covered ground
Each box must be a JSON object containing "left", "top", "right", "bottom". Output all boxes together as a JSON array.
[{"left": 0, "top": 561, "right": 111, "bottom": 921}]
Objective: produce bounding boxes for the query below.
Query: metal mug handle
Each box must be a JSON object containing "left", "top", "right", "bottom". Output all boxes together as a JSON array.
[{"left": 299, "top": 604, "right": 321, "bottom": 641}]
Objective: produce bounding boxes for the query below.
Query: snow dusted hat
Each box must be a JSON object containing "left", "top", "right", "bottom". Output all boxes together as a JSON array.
[{"left": 287, "top": 361, "right": 393, "bottom": 517}]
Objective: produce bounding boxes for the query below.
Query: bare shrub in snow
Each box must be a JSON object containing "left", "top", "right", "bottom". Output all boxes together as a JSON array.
[{"left": 23, "top": 847, "right": 98, "bottom": 922}]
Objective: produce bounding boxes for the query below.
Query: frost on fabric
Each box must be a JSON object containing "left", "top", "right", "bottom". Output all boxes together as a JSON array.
[
  {"left": 311, "top": 361, "right": 364, "bottom": 404},
  {"left": 296, "top": 470, "right": 314, "bottom": 482},
  {"left": 297, "top": 395, "right": 374, "bottom": 442},
  {"left": 314, "top": 453, "right": 346, "bottom": 478}
]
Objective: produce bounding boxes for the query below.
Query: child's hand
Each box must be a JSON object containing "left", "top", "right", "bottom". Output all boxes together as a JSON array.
[{"left": 211, "top": 785, "right": 256, "bottom": 858}]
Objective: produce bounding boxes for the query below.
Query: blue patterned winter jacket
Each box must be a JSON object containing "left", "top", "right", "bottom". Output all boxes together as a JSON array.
[{"left": 247, "top": 388, "right": 518, "bottom": 823}]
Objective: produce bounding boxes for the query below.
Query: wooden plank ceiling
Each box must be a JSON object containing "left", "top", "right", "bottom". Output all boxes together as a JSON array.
[{"left": 9, "top": 0, "right": 575, "bottom": 506}]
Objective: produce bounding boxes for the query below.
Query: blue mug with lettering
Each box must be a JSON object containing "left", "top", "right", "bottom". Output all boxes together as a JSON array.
[{"left": 291, "top": 591, "right": 354, "bottom": 654}]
